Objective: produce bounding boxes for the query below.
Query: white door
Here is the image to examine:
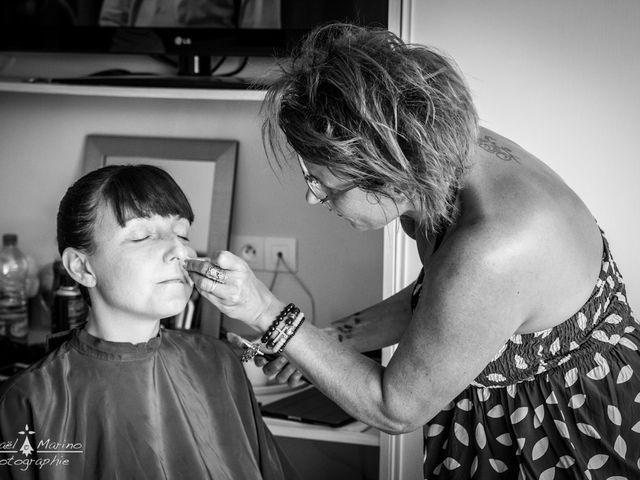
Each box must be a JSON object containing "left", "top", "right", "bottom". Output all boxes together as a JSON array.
[
  {"left": 379, "top": 2, "right": 422, "bottom": 478},
  {"left": 379, "top": 219, "right": 423, "bottom": 480}
]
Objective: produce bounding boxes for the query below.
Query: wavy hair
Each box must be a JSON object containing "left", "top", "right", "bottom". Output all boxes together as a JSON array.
[{"left": 262, "top": 23, "right": 479, "bottom": 234}]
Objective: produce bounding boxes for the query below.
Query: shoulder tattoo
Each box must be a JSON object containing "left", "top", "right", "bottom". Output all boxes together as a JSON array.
[{"left": 478, "top": 135, "right": 520, "bottom": 162}]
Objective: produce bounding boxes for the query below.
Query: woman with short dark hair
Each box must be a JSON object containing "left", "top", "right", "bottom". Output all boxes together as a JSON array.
[{"left": 0, "top": 164, "right": 296, "bottom": 480}]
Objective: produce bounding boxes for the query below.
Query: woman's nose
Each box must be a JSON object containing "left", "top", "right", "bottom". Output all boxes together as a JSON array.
[{"left": 165, "top": 236, "right": 193, "bottom": 262}]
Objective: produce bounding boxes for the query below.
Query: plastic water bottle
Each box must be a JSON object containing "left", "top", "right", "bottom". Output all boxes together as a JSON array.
[{"left": 0, "top": 233, "right": 30, "bottom": 341}]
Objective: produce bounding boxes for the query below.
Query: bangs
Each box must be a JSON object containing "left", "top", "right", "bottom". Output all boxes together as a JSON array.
[{"left": 101, "top": 165, "right": 194, "bottom": 226}]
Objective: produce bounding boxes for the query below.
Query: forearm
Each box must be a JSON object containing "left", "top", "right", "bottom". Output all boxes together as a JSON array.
[
  {"left": 255, "top": 297, "right": 421, "bottom": 434},
  {"left": 186, "top": 253, "right": 423, "bottom": 431},
  {"left": 283, "top": 319, "right": 419, "bottom": 434},
  {"left": 327, "top": 283, "right": 414, "bottom": 352}
]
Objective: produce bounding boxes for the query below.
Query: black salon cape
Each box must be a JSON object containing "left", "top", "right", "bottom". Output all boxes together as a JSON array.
[{"left": 0, "top": 328, "right": 297, "bottom": 480}]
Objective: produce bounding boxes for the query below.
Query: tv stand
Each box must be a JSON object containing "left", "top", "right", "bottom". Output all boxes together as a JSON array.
[{"left": 42, "top": 74, "right": 268, "bottom": 90}]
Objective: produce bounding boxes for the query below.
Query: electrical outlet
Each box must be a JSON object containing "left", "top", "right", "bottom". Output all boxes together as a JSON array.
[
  {"left": 264, "top": 237, "right": 297, "bottom": 272},
  {"left": 229, "top": 235, "right": 264, "bottom": 270}
]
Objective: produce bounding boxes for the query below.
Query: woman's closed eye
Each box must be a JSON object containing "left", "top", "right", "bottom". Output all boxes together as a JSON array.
[
  {"left": 131, "top": 235, "right": 151, "bottom": 242},
  {"left": 174, "top": 228, "right": 191, "bottom": 243},
  {"left": 128, "top": 228, "right": 154, "bottom": 242},
  {"left": 131, "top": 234, "right": 189, "bottom": 243}
]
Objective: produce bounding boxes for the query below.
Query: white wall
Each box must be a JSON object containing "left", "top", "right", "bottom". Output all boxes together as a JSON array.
[{"left": 410, "top": 0, "right": 640, "bottom": 307}]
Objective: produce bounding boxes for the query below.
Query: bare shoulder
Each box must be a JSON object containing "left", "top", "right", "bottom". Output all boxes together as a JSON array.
[
  {"left": 406, "top": 219, "right": 538, "bottom": 359},
  {"left": 387, "top": 222, "right": 535, "bottom": 416},
  {"left": 465, "top": 129, "right": 603, "bottom": 329},
  {"left": 423, "top": 220, "right": 536, "bottom": 324},
  {"left": 426, "top": 200, "right": 601, "bottom": 335}
]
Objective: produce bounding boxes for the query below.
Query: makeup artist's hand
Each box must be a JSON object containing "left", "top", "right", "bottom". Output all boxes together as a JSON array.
[
  {"left": 255, "top": 355, "right": 308, "bottom": 388},
  {"left": 185, "top": 251, "right": 279, "bottom": 330},
  {"left": 253, "top": 326, "right": 341, "bottom": 388},
  {"left": 225, "top": 330, "right": 307, "bottom": 387}
]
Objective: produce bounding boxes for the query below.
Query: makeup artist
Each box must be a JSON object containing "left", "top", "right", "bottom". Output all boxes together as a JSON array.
[{"left": 187, "top": 23, "right": 639, "bottom": 479}]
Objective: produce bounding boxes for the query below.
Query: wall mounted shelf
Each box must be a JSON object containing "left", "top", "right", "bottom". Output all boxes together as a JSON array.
[{"left": 0, "top": 78, "right": 266, "bottom": 101}]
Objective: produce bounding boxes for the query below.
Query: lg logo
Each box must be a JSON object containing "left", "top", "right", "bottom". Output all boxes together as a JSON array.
[{"left": 174, "top": 36, "right": 192, "bottom": 46}]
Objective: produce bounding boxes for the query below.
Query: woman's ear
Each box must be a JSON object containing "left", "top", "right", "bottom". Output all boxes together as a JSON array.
[{"left": 61, "top": 248, "right": 96, "bottom": 288}]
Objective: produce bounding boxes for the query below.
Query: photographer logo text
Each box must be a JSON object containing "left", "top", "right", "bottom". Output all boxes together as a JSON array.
[{"left": 1, "top": 424, "right": 83, "bottom": 471}]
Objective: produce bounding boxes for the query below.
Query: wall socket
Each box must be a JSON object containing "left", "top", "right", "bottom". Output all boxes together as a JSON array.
[
  {"left": 264, "top": 237, "right": 297, "bottom": 272},
  {"left": 229, "top": 235, "right": 265, "bottom": 270},
  {"left": 229, "top": 235, "right": 297, "bottom": 272}
]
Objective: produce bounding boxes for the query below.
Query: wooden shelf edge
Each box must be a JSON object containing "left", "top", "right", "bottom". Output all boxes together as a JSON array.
[{"left": 0, "top": 79, "right": 266, "bottom": 101}]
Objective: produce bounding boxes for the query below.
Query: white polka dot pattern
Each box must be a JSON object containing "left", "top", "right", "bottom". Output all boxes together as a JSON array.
[{"left": 414, "top": 230, "right": 640, "bottom": 478}]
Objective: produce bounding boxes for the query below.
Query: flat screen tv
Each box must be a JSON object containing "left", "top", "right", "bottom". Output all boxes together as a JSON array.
[{"left": 0, "top": 0, "right": 397, "bottom": 86}]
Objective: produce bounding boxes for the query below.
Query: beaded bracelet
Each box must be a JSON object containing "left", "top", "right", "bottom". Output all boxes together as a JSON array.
[
  {"left": 270, "top": 309, "right": 302, "bottom": 347},
  {"left": 261, "top": 303, "right": 299, "bottom": 347},
  {"left": 239, "top": 303, "right": 296, "bottom": 363},
  {"left": 270, "top": 310, "right": 305, "bottom": 352},
  {"left": 276, "top": 312, "right": 305, "bottom": 353},
  {"left": 261, "top": 303, "right": 306, "bottom": 353}
]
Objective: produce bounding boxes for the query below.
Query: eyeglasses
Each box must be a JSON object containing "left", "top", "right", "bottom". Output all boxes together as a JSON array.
[{"left": 297, "top": 156, "right": 358, "bottom": 210}]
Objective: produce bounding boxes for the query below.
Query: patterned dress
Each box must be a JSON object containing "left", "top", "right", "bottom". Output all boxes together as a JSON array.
[{"left": 413, "top": 229, "right": 640, "bottom": 479}]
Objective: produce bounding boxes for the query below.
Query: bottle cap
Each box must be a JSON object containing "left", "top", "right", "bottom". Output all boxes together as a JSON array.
[{"left": 2, "top": 233, "right": 18, "bottom": 247}]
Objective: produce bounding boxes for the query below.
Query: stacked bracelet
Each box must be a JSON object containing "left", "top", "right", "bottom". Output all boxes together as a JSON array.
[
  {"left": 262, "top": 303, "right": 306, "bottom": 354},
  {"left": 261, "top": 303, "right": 298, "bottom": 345},
  {"left": 240, "top": 303, "right": 305, "bottom": 362},
  {"left": 273, "top": 311, "right": 305, "bottom": 353}
]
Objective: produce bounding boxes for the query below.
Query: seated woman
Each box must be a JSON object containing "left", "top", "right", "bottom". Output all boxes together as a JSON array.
[{"left": 0, "top": 164, "right": 296, "bottom": 479}]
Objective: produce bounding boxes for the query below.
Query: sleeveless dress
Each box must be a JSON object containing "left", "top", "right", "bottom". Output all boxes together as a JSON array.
[{"left": 412, "top": 229, "right": 640, "bottom": 479}]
